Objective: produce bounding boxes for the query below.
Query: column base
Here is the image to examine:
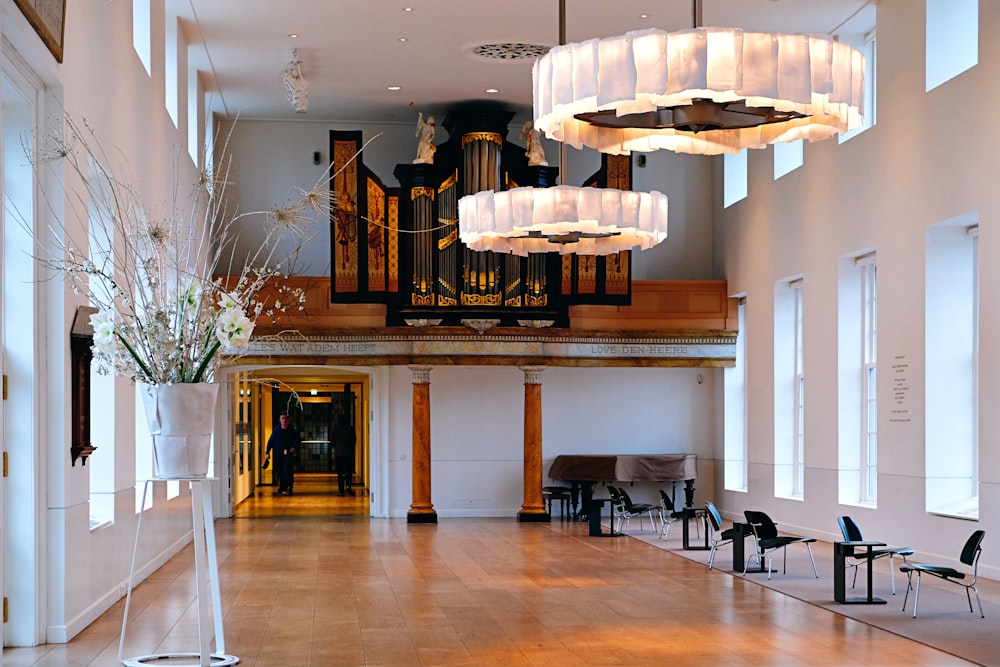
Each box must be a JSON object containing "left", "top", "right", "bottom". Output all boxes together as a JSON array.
[
  {"left": 407, "top": 510, "right": 438, "bottom": 524},
  {"left": 517, "top": 510, "right": 551, "bottom": 523}
]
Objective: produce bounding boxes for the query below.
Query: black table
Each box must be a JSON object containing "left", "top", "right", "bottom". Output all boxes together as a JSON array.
[
  {"left": 731, "top": 521, "right": 766, "bottom": 573},
  {"left": 681, "top": 507, "right": 709, "bottom": 550},
  {"left": 588, "top": 498, "right": 623, "bottom": 537},
  {"left": 834, "top": 540, "right": 888, "bottom": 604}
]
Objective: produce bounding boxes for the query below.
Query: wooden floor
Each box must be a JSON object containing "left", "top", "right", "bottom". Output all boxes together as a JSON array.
[{"left": 2, "top": 475, "right": 975, "bottom": 666}]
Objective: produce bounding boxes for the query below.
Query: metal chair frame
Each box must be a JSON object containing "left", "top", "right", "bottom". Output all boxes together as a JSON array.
[
  {"left": 900, "top": 530, "right": 985, "bottom": 618},
  {"left": 742, "top": 510, "right": 819, "bottom": 580},
  {"left": 837, "top": 515, "right": 913, "bottom": 595},
  {"left": 607, "top": 486, "right": 657, "bottom": 534}
]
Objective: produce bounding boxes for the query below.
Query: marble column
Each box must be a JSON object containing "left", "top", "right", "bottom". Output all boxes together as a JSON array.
[
  {"left": 407, "top": 365, "right": 437, "bottom": 523},
  {"left": 518, "top": 365, "right": 549, "bottom": 522}
]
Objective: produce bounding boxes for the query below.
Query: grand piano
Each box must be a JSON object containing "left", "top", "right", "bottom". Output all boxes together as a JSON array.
[{"left": 548, "top": 454, "right": 697, "bottom": 520}]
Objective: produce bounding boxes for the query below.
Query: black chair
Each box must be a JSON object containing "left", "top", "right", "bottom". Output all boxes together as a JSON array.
[
  {"left": 837, "top": 516, "right": 913, "bottom": 595},
  {"left": 618, "top": 486, "right": 660, "bottom": 532},
  {"left": 704, "top": 501, "right": 751, "bottom": 569},
  {"left": 608, "top": 486, "right": 658, "bottom": 533},
  {"left": 658, "top": 489, "right": 702, "bottom": 541},
  {"left": 900, "top": 530, "right": 985, "bottom": 618},
  {"left": 743, "top": 510, "right": 819, "bottom": 580},
  {"left": 658, "top": 489, "right": 681, "bottom": 540}
]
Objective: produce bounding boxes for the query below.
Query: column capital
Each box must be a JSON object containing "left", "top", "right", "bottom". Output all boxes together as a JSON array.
[
  {"left": 409, "top": 365, "right": 433, "bottom": 384},
  {"left": 519, "top": 365, "right": 546, "bottom": 385}
]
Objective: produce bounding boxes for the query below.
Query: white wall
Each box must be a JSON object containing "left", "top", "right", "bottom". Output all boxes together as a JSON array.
[{"left": 713, "top": 0, "right": 1000, "bottom": 578}]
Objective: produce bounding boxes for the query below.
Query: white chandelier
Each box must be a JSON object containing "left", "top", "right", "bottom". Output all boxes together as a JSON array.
[
  {"left": 533, "top": 27, "right": 866, "bottom": 155},
  {"left": 459, "top": 186, "right": 667, "bottom": 256}
]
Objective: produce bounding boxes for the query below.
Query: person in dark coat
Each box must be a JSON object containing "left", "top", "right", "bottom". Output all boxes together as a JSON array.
[
  {"left": 331, "top": 413, "right": 356, "bottom": 496},
  {"left": 265, "top": 413, "right": 300, "bottom": 495}
]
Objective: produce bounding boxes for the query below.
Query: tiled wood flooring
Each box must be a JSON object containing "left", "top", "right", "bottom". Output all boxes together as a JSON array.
[{"left": 2, "top": 475, "right": 975, "bottom": 666}]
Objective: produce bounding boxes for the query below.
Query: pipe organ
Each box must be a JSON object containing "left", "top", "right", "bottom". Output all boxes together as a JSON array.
[{"left": 330, "top": 102, "right": 632, "bottom": 326}]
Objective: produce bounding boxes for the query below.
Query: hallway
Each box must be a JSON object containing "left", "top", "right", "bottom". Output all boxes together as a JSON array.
[
  {"left": 1, "top": 508, "right": 972, "bottom": 666},
  {"left": 233, "top": 473, "right": 370, "bottom": 519}
]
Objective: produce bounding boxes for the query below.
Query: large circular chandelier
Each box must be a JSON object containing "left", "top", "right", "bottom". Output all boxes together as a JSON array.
[
  {"left": 532, "top": 27, "right": 866, "bottom": 155},
  {"left": 459, "top": 186, "right": 667, "bottom": 256}
]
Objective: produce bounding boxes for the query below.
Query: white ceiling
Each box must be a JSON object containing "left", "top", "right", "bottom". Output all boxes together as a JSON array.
[{"left": 173, "top": 0, "right": 876, "bottom": 125}]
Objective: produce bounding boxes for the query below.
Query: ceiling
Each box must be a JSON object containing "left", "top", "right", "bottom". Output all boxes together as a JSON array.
[{"left": 173, "top": 0, "right": 876, "bottom": 126}]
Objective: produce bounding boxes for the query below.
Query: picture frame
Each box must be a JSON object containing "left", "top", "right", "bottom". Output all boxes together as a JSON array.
[{"left": 13, "top": 0, "right": 67, "bottom": 63}]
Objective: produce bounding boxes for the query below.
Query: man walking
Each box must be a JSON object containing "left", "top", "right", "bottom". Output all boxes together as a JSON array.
[
  {"left": 266, "top": 413, "right": 300, "bottom": 495},
  {"left": 332, "top": 413, "right": 356, "bottom": 496}
]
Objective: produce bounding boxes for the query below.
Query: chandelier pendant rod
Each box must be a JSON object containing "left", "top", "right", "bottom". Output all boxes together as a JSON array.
[{"left": 558, "top": 0, "right": 567, "bottom": 186}]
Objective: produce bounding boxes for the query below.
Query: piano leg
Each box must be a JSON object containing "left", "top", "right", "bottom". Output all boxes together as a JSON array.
[
  {"left": 576, "top": 481, "right": 596, "bottom": 521},
  {"left": 684, "top": 479, "right": 695, "bottom": 508}
]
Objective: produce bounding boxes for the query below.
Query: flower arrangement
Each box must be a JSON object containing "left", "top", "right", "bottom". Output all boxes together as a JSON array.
[{"left": 33, "top": 117, "right": 334, "bottom": 385}]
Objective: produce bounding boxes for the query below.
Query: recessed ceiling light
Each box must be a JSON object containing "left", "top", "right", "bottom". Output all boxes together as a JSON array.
[
  {"left": 387, "top": 85, "right": 401, "bottom": 91},
  {"left": 288, "top": 33, "right": 299, "bottom": 38},
  {"left": 403, "top": 7, "right": 413, "bottom": 11},
  {"left": 485, "top": 88, "right": 499, "bottom": 94},
  {"left": 399, "top": 37, "right": 407, "bottom": 42},
  {"left": 639, "top": 14, "right": 649, "bottom": 19}
]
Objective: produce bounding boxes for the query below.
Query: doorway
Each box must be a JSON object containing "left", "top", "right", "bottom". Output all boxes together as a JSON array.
[{"left": 228, "top": 366, "right": 372, "bottom": 518}]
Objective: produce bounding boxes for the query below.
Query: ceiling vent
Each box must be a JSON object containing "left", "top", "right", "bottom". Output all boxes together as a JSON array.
[{"left": 465, "top": 42, "right": 550, "bottom": 62}]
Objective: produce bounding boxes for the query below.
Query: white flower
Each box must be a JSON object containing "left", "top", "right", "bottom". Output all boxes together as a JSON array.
[
  {"left": 175, "top": 280, "right": 202, "bottom": 309},
  {"left": 218, "top": 292, "right": 240, "bottom": 311},
  {"left": 215, "top": 308, "right": 254, "bottom": 349},
  {"left": 89, "top": 309, "right": 116, "bottom": 353}
]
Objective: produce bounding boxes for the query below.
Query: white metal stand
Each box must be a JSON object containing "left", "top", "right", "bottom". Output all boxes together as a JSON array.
[{"left": 118, "top": 478, "right": 239, "bottom": 666}]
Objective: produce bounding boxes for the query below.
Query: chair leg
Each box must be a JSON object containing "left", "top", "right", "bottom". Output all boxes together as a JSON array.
[
  {"left": 971, "top": 585, "right": 985, "bottom": 618},
  {"left": 910, "top": 572, "right": 922, "bottom": 618},
  {"left": 660, "top": 521, "right": 671, "bottom": 541},
  {"left": 708, "top": 545, "right": 717, "bottom": 569},
  {"left": 901, "top": 570, "right": 914, "bottom": 613},
  {"left": 851, "top": 561, "right": 859, "bottom": 589},
  {"left": 806, "top": 544, "right": 819, "bottom": 578},
  {"left": 888, "top": 554, "right": 896, "bottom": 595}
]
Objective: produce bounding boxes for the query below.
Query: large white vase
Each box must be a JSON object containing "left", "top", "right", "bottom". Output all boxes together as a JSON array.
[{"left": 140, "top": 382, "right": 219, "bottom": 479}]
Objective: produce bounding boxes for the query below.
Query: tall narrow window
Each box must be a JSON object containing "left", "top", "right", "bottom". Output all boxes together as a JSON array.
[
  {"left": 87, "top": 158, "right": 117, "bottom": 528},
  {"left": 926, "top": 215, "right": 979, "bottom": 517},
  {"left": 859, "top": 256, "right": 878, "bottom": 503},
  {"left": 135, "top": 386, "right": 153, "bottom": 513},
  {"left": 773, "top": 140, "right": 803, "bottom": 180},
  {"left": 774, "top": 278, "right": 804, "bottom": 499},
  {"left": 724, "top": 297, "right": 748, "bottom": 492},
  {"left": 926, "top": 0, "right": 978, "bottom": 92},
  {"left": 840, "top": 8, "right": 877, "bottom": 143},
  {"left": 132, "top": 0, "right": 151, "bottom": 76},
  {"left": 793, "top": 281, "right": 805, "bottom": 496},
  {"left": 164, "top": 15, "right": 179, "bottom": 128},
  {"left": 724, "top": 149, "right": 747, "bottom": 208},
  {"left": 838, "top": 250, "right": 877, "bottom": 506},
  {"left": 187, "top": 56, "right": 201, "bottom": 165}
]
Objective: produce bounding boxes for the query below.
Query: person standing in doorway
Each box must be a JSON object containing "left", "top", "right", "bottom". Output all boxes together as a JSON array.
[
  {"left": 332, "top": 413, "right": 356, "bottom": 496},
  {"left": 266, "top": 413, "right": 301, "bottom": 496}
]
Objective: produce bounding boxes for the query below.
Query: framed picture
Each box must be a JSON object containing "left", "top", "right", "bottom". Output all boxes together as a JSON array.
[{"left": 13, "top": 0, "right": 67, "bottom": 63}]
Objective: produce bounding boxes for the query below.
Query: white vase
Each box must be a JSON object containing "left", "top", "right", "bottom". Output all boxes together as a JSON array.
[{"left": 140, "top": 382, "right": 219, "bottom": 479}]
